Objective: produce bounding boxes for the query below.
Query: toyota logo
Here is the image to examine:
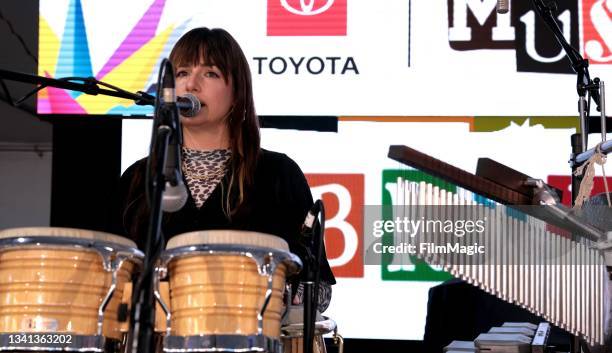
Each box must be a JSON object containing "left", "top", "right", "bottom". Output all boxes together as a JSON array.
[{"left": 280, "top": 0, "right": 335, "bottom": 16}]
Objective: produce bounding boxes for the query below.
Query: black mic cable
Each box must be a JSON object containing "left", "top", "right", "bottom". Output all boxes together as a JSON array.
[{"left": 302, "top": 199, "right": 325, "bottom": 353}]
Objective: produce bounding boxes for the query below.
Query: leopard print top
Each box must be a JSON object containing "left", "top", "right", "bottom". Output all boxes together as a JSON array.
[
  {"left": 181, "top": 147, "right": 231, "bottom": 208},
  {"left": 181, "top": 147, "right": 333, "bottom": 309}
]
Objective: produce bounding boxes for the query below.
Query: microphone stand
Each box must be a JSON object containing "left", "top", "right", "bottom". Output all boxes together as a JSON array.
[
  {"left": 128, "top": 58, "right": 181, "bottom": 353},
  {"left": 1, "top": 65, "right": 181, "bottom": 353},
  {"left": 530, "top": 0, "right": 608, "bottom": 204},
  {"left": 0, "top": 68, "right": 155, "bottom": 106},
  {"left": 302, "top": 200, "right": 325, "bottom": 353},
  {"left": 1, "top": 64, "right": 184, "bottom": 352}
]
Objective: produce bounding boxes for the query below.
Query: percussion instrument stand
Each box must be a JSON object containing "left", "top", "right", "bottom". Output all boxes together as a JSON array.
[
  {"left": 530, "top": 0, "right": 607, "bottom": 202},
  {"left": 530, "top": 2, "right": 610, "bottom": 351}
]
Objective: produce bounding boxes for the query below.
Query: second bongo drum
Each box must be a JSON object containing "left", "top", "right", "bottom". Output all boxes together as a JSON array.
[{"left": 156, "top": 230, "right": 302, "bottom": 353}]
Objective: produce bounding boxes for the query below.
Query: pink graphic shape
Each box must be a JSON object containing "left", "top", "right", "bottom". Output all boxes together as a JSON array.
[
  {"left": 37, "top": 98, "right": 52, "bottom": 114},
  {"left": 45, "top": 73, "right": 87, "bottom": 114},
  {"left": 96, "top": 0, "right": 166, "bottom": 79}
]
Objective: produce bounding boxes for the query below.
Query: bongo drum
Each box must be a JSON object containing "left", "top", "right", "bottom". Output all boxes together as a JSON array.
[
  {"left": 156, "top": 230, "right": 302, "bottom": 353},
  {"left": 0, "top": 227, "right": 143, "bottom": 352},
  {"left": 280, "top": 306, "right": 343, "bottom": 353}
]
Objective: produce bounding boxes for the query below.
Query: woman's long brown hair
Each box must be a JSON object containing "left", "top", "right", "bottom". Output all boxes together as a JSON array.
[{"left": 169, "top": 27, "right": 260, "bottom": 218}]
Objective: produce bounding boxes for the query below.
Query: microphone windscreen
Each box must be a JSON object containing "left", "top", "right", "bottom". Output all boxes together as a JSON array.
[
  {"left": 161, "top": 181, "right": 188, "bottom": 212},
  {"left": 180, "top": 93, "right": 201, "bottom": 117}
]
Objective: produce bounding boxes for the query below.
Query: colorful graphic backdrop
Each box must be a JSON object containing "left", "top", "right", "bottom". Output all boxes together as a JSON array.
[{"left": 39, "top": 0, "right": 611, "bottom": 116}]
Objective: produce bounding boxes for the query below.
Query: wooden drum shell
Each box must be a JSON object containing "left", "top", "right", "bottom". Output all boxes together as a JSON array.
[
  {"left": 0, "top": 247, "right": 134, "bottom": 340},
  {"left": 167, "top": 254, "right": 287, "bottom": 338}
]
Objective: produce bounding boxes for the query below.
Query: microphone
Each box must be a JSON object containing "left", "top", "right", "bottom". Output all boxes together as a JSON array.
[
  {"left": 138, "top": 92, "right": 201, "bottom": 117},
  {"left": 300, "top": 199, "right": 324, "bottom": 353},
  {"left": 176, "top": 93, "right": 201, "bottom": 117},
  {"left": 160, "top": 62, "right": 188, "bottom": 212},
  {"left": 496, "top": 0, "right": 509, "bottom": 14},
  {"left": 302, "top": 200, "right": 322, "bottom": 235},
  {"left": 161, "top": 176, "right": 188, "bottom": 212}
]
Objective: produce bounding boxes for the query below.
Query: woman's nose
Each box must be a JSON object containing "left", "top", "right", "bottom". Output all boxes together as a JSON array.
[{"left": 184, "top": 74, "right": 200, "bottom": 92}]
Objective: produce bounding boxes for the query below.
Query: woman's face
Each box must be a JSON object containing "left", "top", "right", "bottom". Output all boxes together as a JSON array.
[{"left": 175, "top": 60, "right": 234, "bottom": 128}]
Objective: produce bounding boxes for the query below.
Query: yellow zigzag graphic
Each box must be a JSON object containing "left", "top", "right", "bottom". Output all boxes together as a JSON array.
[{"left": 38, "top": 17, "right": 60, "bottom": 97}]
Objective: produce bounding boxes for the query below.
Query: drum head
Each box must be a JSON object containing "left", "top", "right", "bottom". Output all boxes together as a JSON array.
[
  {"left": 0, "top": 227, "right": 138, "bottom": 248},
  {"left": 166, "top": 230, "right": 290, "bottom": 252}
]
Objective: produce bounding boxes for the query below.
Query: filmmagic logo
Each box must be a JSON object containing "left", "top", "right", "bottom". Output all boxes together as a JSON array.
[
  {"left": 447, "top": 0, "right": 581, "bottom": 74},
  {"left": 267, "top": 0, "right": 347, "bottom": 36},
  {"left": 372, "top": 242, "right": 485, "bottom": 256},
  {"left": 364, "top": 205, "right": 491, "bottom": 267},
  {"left": 280, "top": 0, "right": 335, "bottom": 15}
]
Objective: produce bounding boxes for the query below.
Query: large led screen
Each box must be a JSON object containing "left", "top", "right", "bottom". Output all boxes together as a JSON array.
[
  {"left": 40, "top": 0, "right": 612, "bottom": 342},
  {"left": 122, "top": 117, "right": 611, "bottom": 340}
]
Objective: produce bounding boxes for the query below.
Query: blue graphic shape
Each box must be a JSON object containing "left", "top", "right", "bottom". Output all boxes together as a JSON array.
[
  {"left": 108, "top": 104, "right": 154, "bottom": 117},
  {"left": 56, "top": 0, "right": 93, "bottom": 99}
]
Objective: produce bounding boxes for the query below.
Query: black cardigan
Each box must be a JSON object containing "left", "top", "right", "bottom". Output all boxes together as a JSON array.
[{"left": 106, "top": 149, "right": 336, "bottom": 284}]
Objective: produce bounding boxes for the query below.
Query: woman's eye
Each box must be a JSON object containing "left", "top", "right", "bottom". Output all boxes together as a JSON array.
[
  {"left": 176, "top": 70, "right": 188, "bottom": 77},
  {"left": 204, "top": 71, "right": 219, "bottom": 78}
]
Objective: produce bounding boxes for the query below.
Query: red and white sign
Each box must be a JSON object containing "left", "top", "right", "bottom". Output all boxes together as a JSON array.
[
  {"left": 548, "top": 175, "right": 612, "bottom": 205},
  {"left": 306, "top": 174, "right": 364, "bottom": 278},
  {"left": 267, "top": 0, "right": 347, "bottom": 36},
  {"left": 582, "top": 0, "right": 612, "bottom": 64}
]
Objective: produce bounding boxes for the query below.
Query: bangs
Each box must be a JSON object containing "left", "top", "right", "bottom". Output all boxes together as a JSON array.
[{"left": 169, "top": 29, "right": 230, "bottom": 80}]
